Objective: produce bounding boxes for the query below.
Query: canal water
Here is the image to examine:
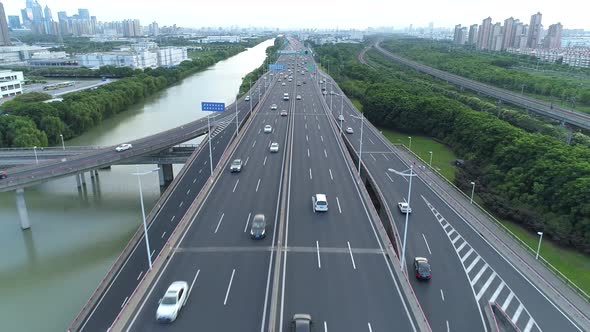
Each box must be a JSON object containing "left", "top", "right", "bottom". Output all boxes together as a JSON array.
[{"left": 0, "top": 38, "right": 275, "bottom": 331}]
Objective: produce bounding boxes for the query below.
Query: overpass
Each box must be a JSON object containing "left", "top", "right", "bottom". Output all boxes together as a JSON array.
[{"left": 373, "top": 41, "right": 590, "bottom": 130}]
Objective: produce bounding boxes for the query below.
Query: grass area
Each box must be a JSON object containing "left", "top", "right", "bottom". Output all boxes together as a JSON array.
[
  {"left": 350, "top": 98, "right": 363, "bottom": 112},
  {"left": 499, "top": 219, "right": 590, "bottom": 295},
  {"left": 379, "top": 128, "right": 458, "bottom": 181}
]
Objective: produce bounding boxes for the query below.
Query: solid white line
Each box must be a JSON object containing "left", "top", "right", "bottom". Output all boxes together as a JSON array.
[
  {"left": 324, "top": 149, "right": 327, "bottom": 158},
  {"left": 233, "top": 179, "right": 240, "bottom": 192},
  {"left": 161, "top": 231, "right": 166, "bottom": 239},
  {"left": 336, "top": 197, "right": 342, "bottom": 214},
  {"left": 476, "top": 272, "right": 497, "bottom": 301},
  {"left": 186, "top": 189, "right": 190, "bottom": 195},
  {"left": 422, "top": 234, "right": 432, "bottom": 255},
  {"left": 461, "top": 248, "right": 474, "bottom": 263},
  {"left": 256, "top": 178, "right": 261, "bottom": 192},
  {"left": 502, "top": 292, "right": 515, "bottom": 311},
  {"left": 244, "top": 212, "right": 252, "bottom": 232},
  {"left": 329, "top": 169, "right": 333, "bottom": 180},
  {"left": 386, "top": 173, "right": 394, "bottom": 182},
  {"left": 466, "top": 256, "right": 481, "bottom": 273},
  {"left": 368, "top": 137, "right": 375, "bottom": 145},
  {"left": 324, "top": 321, "right": 328, "bottom": 332},
  {"left": 490, "top": 281, "right": 506, "bottom": 303},
  {"left": 512, "top": 303, "right": 524, "bottom": 323},
  {"left": 264, "top": 156, "right": 267, "bottom": 166},
  {"left": 136, "top": 271, "right": 143, "bottom": 281},
  {"left": 179, "top": 201, "right": 184, "bottom": 208},
  {"left": 382, "top": 153, "right": 389, "bottom": 160},
  {"left": 523, "top": 318, "right": 535, "bottom": 332},
  {"left": 307, "top": 149, "right": 310, "bottom": 157},
  {"left": 347, "top": 241, "right": 357, "bottom": 269},
  {"left": 187, "top": 269, "right": 201, "bottom": 299},
  {"left": 121, "top": 296, "right": 128, "bottom": 309},
  {"left": 214, "top": 213, "right": 224, "bottom": 233},
  {"left": 471, "top": 263, "right": 488, "bottom": 285},
  {"left": 370, "top": 154, "right": 376, "bottom": 161},
  {"left": 224, "top": 269, "right": 236, "bottom": 306},
  {"left": 151, "top": 249, "right": 155, "bottom": 258},
  {"left": 440, "top": 289, "right": 445, "bottom": 301},
  {"left": 316, "top": 241, "right": 321, "bottom": 269},
  {"left": 309, "top": 168, "right": 312, "bottom": 180}
]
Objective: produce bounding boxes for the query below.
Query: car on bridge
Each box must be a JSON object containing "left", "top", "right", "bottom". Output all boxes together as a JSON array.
[
  {"left": 397, "top": 202, "right": 411, "bottom": 214},
  {"left": 269, "top": 142, "right": 279, "bottom": 153},
  {"left": 245, "top": 95, "right": 250, "bottom": 101},
  {"left": 414, "top": 257, "right": 432, "bottom": 280},
  {"left": 264, "top": 125, "right": 272, "bottom": 133},
  {"left": 346, "top": 127, "right": 354, "bottom": 134},
  {"left": 292, "top": 313, "right": 313, "bottom": 332},
  {"left": 115, "top": 143, "right": 133, "bottom": 152},
  {"left": 296, "top": 95, "right": 302, "bottom": 100},
  {"left": 280, "top": 110, "right": 288, "bottom": 117},
  {"left": 156, "top": 281, "right": 189, "bottom": 322},
  {"left": 312, "top": 194, "right": 328, "bottom": 212},
  {"left": 230, "top": 159, "right": 242, "bottom": 173},
  {"left": 250, "top": 214, "right": 267, "bottom": 239},
  {"left": 271, "top": 104, "right": 277, "bottom": 110},
  {"left": 0, "top": 170, "right": 7, "bottom": 180},
  {"left": 338, "top": 114, "right": 345, "bottom": 121}
]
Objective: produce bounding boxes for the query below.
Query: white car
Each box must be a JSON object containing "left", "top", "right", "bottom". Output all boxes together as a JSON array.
[
  {"left": 156, "top": 281, "right": 189, "bottom": 322},
  {"left": 282, "top": 82, "right": 286, "bottom": 86},
  {"left": 338, "top": 115, "right": 345, "bottom": 121},
  {"left": 271, "top": 104, "right": 277, "bottom": 110},
  {"left": 115, "top": 143, "right": 132, "bottom": 152},
  {"left": 312, "top": 194, "right": 328, "bottom": 212},
  {"left": 346, "top": 127, "right": 354, "bottom": 134},
  {"left": 398, "top": 202, "right": 412, "bottom": 214},
  {"left": 270, "top": 142, "right": 279, "bottom": 153},
  {"left": 296, "top": 95, "right": 302, "bottom": 100},
  {"left": 245, "top": 95, "right": 250, "bottom": 101},
  {"left": 264, "top": 125, "right": 272, "bottom": 133}
]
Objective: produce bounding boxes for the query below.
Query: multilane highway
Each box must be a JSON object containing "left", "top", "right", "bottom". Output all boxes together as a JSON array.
[
  {"left": 321, "top": 72, "right": 587, "bottom": 332},
  {"left": 120, "top": 47, "right": 419, "bottom": 331}
]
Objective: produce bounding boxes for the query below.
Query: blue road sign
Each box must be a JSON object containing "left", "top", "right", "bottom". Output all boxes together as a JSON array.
[
  {"left": 269, "top": 64, "right": 285, "bottom": 71},
  {"left": 201, "top": 102, "right": 226, "bottom": 112}
]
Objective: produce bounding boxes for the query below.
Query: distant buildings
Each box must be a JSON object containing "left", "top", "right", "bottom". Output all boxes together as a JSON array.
[
  {"left": 543, "top": 23, "right": 563, "bottom": 49},
  {"left": 0, "top": 70, "right": 24, "bottom": 99},
  {"left": 0, "top": 2, "right": 11, "bottom": 46},
  {"left": 507, "top": 47, "right": 590, "bottom": 68},
  {"left": 77, "top": 46, "right": 188, "bottom": 69},
  {"left": 199, "top": 36, "right": 241, "bottom": 43},
  {"left": 8, "top": 15, "right": 21, "bottom": 29}
]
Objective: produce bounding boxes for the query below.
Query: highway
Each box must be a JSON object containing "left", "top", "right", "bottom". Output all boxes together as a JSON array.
[
  {"left": 70, "top": 76, "right": 270, "bottom": 331},
  {"left": 321, "top": 71, "right": 587, "bottom": 332},
  {"left": 120, "top": 41, "right": 419, "bottom": 332},
  {"left": 373, "top": 41, "right": 590, "bottom": 130}
]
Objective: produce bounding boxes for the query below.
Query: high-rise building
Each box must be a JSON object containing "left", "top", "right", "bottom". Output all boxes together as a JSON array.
[
  {"left": 57, "top": 11, "right": 67, "bottom": 21},
  {"left": 21, "top": 8, "right": 33, "bottom": 27},
  {"left": 468, "top": 24, "right": 478, "bottom": 45},
  {"left": 78, "top": 8, "right": 90, "bottom": 20},
  {"left": 0, "top": 2, "right": 11, "bottom": 45},
  {"left": 543, "top": 23, "right": 563, "bottom": 49},
  {"left": 8, "top": 15, "right": 22, "bottom": 29},
  {"left": 477, "top": 17, "right": 492, "bottom": 50},
  {"left": 490, "top": 22, "right": 503, "bottom": 51},
  {"left": 44, "top": 5, "right": 54, "bottom": 35},
  {"left": 149, "top": 21, "right": 159, "bottom": 36},
  {"left": 453, "top": 24, "right": 463, "bottom": 44},
  {"left": 502, "top": 17, "right": 516, "bottom": 50},
  {"left": 527, "top": 12, "right": 542, "bottom": 49}
]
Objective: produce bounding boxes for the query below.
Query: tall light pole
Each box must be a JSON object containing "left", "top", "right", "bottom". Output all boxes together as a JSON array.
[
  {"left": 388, "top": 165, "right": 417, "bottom": 271},
  {"left": 408, "top": 136, "right": 412, "bottom": 151},
  {"left": 33, "top": 146, "right": 38, "bottom": 164},
  {"left": 330, "top": 80, "right": 333, "bottom": 110},
  {"left": 207, "top": 114, "right": 213, "bottom": 175},
  {"left": 535, "top": 232, "right": 544, "bottom": 260},
  {"left": 249, "top": 80, "right": 253, "bottom": 117},
  {"left": 340, "top": 93, "right": 344, "bottom": 136},
  {"left": 428, "top": 151, "right": 433, "bottom": 167},
  {"left": 132, "top": 166, "right": 159, "bottom": 270},
  {"left": 235, "top": 95, "right": 239, "bottom": 136},
  {"left": 470, "top": 181, "right": 476, "bottom": 204},
  {"left": 59, "top": 134, "right": 65, "bottom": 150},
  {"left": 350, "top": 113, "right": 364, "bottom": 176}
]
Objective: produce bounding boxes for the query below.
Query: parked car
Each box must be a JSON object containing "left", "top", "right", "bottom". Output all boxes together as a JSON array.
[
  {"left": 250, "top": 214, "right": 267, "bottom": 239},
  {"left": 270, "top": 142, "right": 279, "bottom": 153},
  {"left": 414, "top": 257, "right": 432, "bottom": 280},
  {"left": 230, "top": 159, "right": 242, "bottom": 172},
  {"left": 156, "top": 281, "right": 189, "bottom": 322},
  {"left": 398, "top": 202, "right": 412, "bottom": 214},
  {"left": 115, "top": 143, "right": 132, "bottom": 152}
]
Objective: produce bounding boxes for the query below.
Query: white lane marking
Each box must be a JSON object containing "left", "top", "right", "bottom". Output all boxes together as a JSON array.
[
  {"left": 476, "top": 272, "right": 497, "bottom": 301},
  {"left": 370, "top": 154, "right": 376, "bottom": 161},
  {"left": 367, "top": 137, "right": 375, "bottom": 144},
  {"left": 258, "top": 129, "right": 261, "bottom": 134},
  {"left": 307, "top": 149, "right": 310, "bottom": 157},
  {"left": 171, "top": 215, "right": 175, "bottom": 222},
  {"left": 264, "top": 156, "right": 267, "bottom": 166},
  {"left": 233, "top": 179, "right": 240, "bottom": 192},
  {"left": 461, "top": 248, "right": 474, "bottom": 262},
  {"left": 309, "top": 168, "right": 312, "bottom": 180},
  {"left": 243, "top": 213, "right": 252, "bottom": 232},
  {"left": 490, "top": 281, "right": 506, "bottom": 303},
  {"left": 446, "top": 320, "right": 450, "bottom": 332},
  {"left": 179, "top": 201, "right": 184, "bottom": 208},
  {"left": 440, "top": 289, "right": 445, "bottom": 301},
  {"left": 386, "top": 173, "right": 394, "bottom": 182},
  {"left": 151, "top": 249, "right": 155, "bottom": 258},
  {"left": 336, "top": 197, "right": 342, "bottom": 214},
  {"left": 252, "top": 140, "right": 256, "bottom": 148},
  {"left": 316, "top": 241, "right": 321, "bottom": 269},
  {"left": 306, "top": 135, "right": 309, "bottom": 142},
  {"left": 324, "top": 149, "right": 327, "bottom": 158},
  {"left": 245, "top": 156, "right": 250, "bottom": 166},
  {"left": 471, "top": 263, "right": 488, "bottom": 285},
  {"left": 193, "top": 178, "right": 196, "bottom": 183},
  {"left": 161, "top": 231, "right": 166, "bottom": 239},
  {"left": 305, "top": 123, "right": 307, "bottom": 129},
  {"left": 382, "top": 153, "right": 390, "bottom": 160},
  {"left": 501, "top": 292, "right": 515, "bottom": 311},
  {"left": 187, "top": 189, "right": 190, "bottom": 195},
  {"left": 324, "top": 321, "right": 328, "bottom": 332},
  {"left": 512, "top": 303, "right": 524, "bottom": 324},
  {"left": 451, "top": 235, "right": 462, "bottom": 244},
  {"left": 137, "top": 271, "right": 143, "bottom": 281},
  {"left": 224, "top": 269, "right": 236, "bottom": 306},
  {"left": 368, "top": 323, "right": 373, "bottom": 332},
  {"left": 320, "top": 135, "right": 324, "bottom": 142},
  {"left": 121, "top": 296, "right": 129, "bottom": 308},
  {"left": 447, "top": 229, "right": 456, "bottom": 237},
  {"left": 187, "top": 269, "right": 201, "bottom": 300},
  {"left": 524, "top": 318, "right": 535, "bottom": 332},
  {"left": 214, "top": 213, "right": 224, "bottom": 233},
  {"left": 456, "top": 241, "right": 467, "bottom": 253},
  {"left": 256, "top": 178, "right": 261, "bottom": 192},
  {"left": 466, "top": 256, "right": 481, "bottom": 273},
  {"left": 422, "top": 234, "right": 432, "bottom": 255},
  {"left": 199, "top": 169, "right": 202, "bottom": 174},
  {"left": 329, "top": 169, "right": 333, "bottom": 180},
  {"left": 347, "top": 241, "right": 357, "bottom": 269}
]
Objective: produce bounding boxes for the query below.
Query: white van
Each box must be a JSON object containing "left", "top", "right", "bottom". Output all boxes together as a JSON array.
[
  {"left": 312, "top": 194, "right": 328, "bottom": 212},
  {"left": 283, "top": 93, "right": 289, "bottom": 100}
]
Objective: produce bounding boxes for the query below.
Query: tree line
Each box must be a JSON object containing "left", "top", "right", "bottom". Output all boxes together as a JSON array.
[
  {"left": 238, "top": 37, "right": 283, "bottom": 96},
  {"left": 314, "top": 42, "right": 590, "bottom": 253}
]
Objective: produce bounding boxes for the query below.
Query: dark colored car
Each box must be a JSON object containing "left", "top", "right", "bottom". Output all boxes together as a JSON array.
[
  {"left": 250, "top": 214, "right": 266, "bottom": 239},
  {"left": 291, "top": 313, "right": 312, "bottom": 332},
  {"left": 0, "top": 171, "right": 7, "bottom": 179},
  {"left": 414, "top": 257, "right": 432, "bottom": 280}
]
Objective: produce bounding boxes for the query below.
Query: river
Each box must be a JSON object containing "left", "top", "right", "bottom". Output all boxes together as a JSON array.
[{"left": 0, "top": 38, "right": 275, "bottom": 332}]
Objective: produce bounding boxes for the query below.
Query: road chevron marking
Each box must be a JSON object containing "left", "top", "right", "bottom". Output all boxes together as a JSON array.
[{"left": 420, "top": 195, "right": 540, "bottom": 332}]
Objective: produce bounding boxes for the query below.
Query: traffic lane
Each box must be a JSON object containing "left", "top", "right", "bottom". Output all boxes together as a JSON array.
[
  {"left": 126, "top": 251, "right": 271, "bottom": 332},
  {"left": 281, "top": 252, "right": 416, "bottom": 332}
]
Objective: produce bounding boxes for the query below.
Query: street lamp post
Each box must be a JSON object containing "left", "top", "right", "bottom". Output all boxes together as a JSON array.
[
  {"left": 235, "top": 95, "right": 239, "bottom": 137},
  {"left": 470, "top": 181, "right": 476, "bottom": 204},
  {"left": 349, "top": 113, "right": 364, "bottom": 176},
  {"left": 340, "top": 94, "right": 344, "bottom": 136},
  {"left": 408, "top": 136, "right": 412, "bottom": 151},
  {"left": 207, "top": 114, "right": 213, "bottom": 175},
  {"left": 249, "top": 80, "right": 253, "bottom": 117},
  {"left": 33, "top": 146, "right": 38, "bottom": 164},
  {"left": 132, "top": 166, "right": 159, "bottom": 270},
  {"left": 388, "top": 166, "right": 417, "bottom": 271},
  {"left": 428, "top": 151, "right": 433, "bottom": 167},
  {"left": 536, "top": 232, "right": 544, "bottom": 260},
  {"left": 59, "top": 134, "right": 65, "bottom": 150}
]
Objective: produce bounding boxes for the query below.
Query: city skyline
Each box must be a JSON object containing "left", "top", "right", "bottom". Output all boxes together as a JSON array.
[{"left": 2, "top": 0, "right": 589, "bottom": 30}]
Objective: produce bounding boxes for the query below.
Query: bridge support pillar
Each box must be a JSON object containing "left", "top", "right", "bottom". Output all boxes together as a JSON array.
[
  {"left": 15, "top": 188, "right": 31, "bottom": 230},
  {"left": 75, "top": 173, "right": 82, "bottom": 187},
  {"left": 158, "top": 164, "right": 174, "bottom": 188},
  {"left": 80, "top": 172, "right": 86, "bottom": 185}
]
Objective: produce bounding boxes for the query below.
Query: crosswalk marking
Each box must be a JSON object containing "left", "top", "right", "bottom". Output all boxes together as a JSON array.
[
  {"left": 471, "top": 263, "right": 488, "bottom": 286},
  {"left": 476, "top": 272, "right": 497, "bottom": 301},
  {"left": 489, "top": 281, "right": 505, "bottom": 303},
  {"left": 456, "top": 241, "right": 467, "bottom": 253},
  {"left": 451, "top": 235, "right": 462, "bottom": 244},
  {"left": 461, "top": 248, "right": 474, "bottom": 263},
  {"left": 524, "top": 318, "right": 535, "bottom": 332},
  {"left": 502, "top": 292, "right": 515, "bottom": 311},
  {"left": 512, "top": 303, "right": 524, "bottom": 324},
  {"left": 466, "top": 256, "right": 481, "bottom": 273}
]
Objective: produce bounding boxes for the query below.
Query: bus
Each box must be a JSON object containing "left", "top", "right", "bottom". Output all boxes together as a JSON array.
[{"left": 43, "top": 81, "right": 75, "bottom": 91}]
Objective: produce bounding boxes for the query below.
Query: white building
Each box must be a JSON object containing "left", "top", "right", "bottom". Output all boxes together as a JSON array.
[
  {"left": 200, "top": 36, "right": 241, "bottom": 43},
  {"left": 156, "top": 47, "right": 188, "bottom": 67},
  {"left": 77, "top": 47, "right": 187, "bottom": 69},
  {"left": 0, "top": 70, "right": 24, "bottom": 99}
]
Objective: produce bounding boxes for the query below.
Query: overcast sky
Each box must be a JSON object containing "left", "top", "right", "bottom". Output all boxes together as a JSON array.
[{"left": 2, "top": 0, "right": 588, "bottom": 30}]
